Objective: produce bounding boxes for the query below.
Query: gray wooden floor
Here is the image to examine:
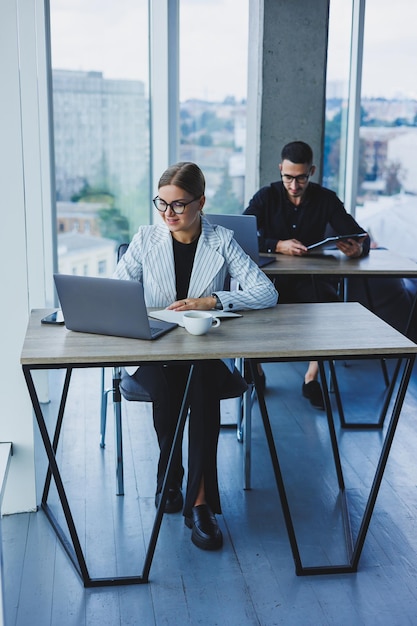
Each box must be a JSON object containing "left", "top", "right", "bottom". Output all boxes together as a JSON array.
[{"left": 3, "top": 358, "right": 417, "bottom": 625}]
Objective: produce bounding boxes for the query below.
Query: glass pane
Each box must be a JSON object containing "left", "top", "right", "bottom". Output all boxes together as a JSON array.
[
  {"left": 355, "top": 0, "right": 417, "bottom": 261},
  {"left": 179, "top": 0, "right": 249, "bottom": 215},
  {"left": 49, "top": 1, "right": 150, "bottom": 276},
  {"left": 324, "top": 0, "right": 353, "bottom": 199}
]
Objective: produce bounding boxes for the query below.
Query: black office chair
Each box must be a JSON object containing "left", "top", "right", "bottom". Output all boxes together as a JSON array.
[
  {"left": 99, "top": 243, "right": 152, "bottom": 494},
  {"left": 100, "top": 243, "right": 132, "bottom": 452}
]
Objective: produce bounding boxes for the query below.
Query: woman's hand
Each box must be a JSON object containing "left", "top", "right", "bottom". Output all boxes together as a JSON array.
[{"left": 167, "top": 296, "right": 217, "bottom": 311}]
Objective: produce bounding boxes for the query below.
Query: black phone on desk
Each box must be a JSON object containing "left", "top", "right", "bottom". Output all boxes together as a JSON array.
[{"left": 41, "top": 310, "right": 65, "bottom": 325}]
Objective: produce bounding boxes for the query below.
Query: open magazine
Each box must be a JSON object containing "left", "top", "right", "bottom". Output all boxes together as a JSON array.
[
  {"left": 149, "top": 309, "right": 242, "bottom": 327},
  {"left": 307, "top": 232, "right": 367, "bottom": 252}
]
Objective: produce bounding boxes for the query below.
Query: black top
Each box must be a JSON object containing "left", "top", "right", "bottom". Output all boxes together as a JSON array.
[
  {"left": 173, "top": 236, "right": 199, "bottom": 300},
  {"left": 244, "top": 181, "right": 370, "bottom": 256}
]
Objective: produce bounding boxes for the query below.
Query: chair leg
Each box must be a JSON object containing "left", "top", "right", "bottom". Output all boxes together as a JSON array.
[
  {"left": 100, "top": 368, "right": 112, "bottom": 448},
  {"left": 101, "top": 367, "right": 125, "bottom": 494},
  {"left": 243, "top": 383, "right": 253, "bottom": 490},
  {"left": 220, "top": 358, "right": 246, "bottom": 435},
  {"left": 112, "top": 367, "right": 124, "bottom": 496},
  {"left": 236, "top": 357, "right": 244, "bottom": 442},
  {"left": 237, "top": 397, "right": 244, "bottom": 443},
  {"left": 380, "top": 358, "right": 390, "bottom": 386}
]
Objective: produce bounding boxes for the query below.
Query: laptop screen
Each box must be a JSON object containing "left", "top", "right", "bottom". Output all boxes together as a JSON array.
[{"left": 53, "top": 274, "right": 177, "bottom": 340}]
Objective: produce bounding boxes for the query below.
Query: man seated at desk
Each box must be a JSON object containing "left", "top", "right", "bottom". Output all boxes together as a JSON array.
[{"left": 244, "top": 140, "right": 370, "bottom": 409}]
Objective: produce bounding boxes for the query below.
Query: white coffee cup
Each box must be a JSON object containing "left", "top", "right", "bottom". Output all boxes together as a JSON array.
[{"left": 183, "top": 311, "right": 221, "bottom": 336}]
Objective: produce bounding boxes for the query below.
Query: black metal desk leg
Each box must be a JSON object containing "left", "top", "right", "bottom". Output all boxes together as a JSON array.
[
  {"left": 351, "top": 354, "right": 415, "bottom": 569},
  {"left": 23, "top": 366, "right": 91, "bottom": 584},
  {"left": 141, "top": 363, "right": 194, "bottom": 581},
  {"left": 42, "top": 367, "right": 72, "bottom": 504},
  {"left": 23, "top": 363, "right": 195, "bottom": 587},
  {"left": 249, "top": 355, "right": 415, "bottom": 575},
  {"left": 319, "top": 362, "right": 346, "bottom": 491},
  {"left": 330, "top": 356, "right": 395, "bottom": 430},
  {"left": 248, "top": 360, "right": 303, "bottom": 574}
]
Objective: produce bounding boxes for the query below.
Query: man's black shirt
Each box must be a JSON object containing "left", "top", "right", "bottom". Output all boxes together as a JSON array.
[{"left": 244, "top": 181, "right": 369, "bottom": 255}]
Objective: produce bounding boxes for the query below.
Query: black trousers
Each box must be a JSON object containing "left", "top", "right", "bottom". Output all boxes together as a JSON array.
[{"left": 131, "top": 360, "right": 232, "bottom": 518}]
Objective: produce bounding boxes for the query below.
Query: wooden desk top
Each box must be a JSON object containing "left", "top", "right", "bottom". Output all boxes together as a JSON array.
[
  {"left": 261, "top": 248, "right": 417, "bottom": 276},
  {"left": 21, "top": 303, "right": 417, "bottom": 368}
]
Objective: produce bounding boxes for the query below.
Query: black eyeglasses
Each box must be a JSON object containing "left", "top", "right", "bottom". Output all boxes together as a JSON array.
[
  {"left": 153, "top": 196, "right": 200, "bottom": 215},
  {"left": 281, "top": 170, "right": 311, "bottom": 185}
]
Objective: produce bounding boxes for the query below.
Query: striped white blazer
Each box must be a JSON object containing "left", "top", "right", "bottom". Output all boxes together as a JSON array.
[{"left": 114, "top": 216, "right": 278, "bottom": 311}]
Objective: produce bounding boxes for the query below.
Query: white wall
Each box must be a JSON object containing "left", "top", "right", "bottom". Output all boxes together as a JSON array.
[{"left": 0, "top": 0, "right": 54, "bottom": 513}]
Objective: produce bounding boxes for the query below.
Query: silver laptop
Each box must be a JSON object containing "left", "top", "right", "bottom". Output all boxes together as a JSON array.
[
  {"left": 206, "top": 213, "right": 275, "bottom": 267},
  {"left": 53, "top": 274, "right": 178, "bottom": 340}
]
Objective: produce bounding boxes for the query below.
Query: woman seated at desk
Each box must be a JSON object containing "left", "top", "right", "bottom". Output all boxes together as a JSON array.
[{"left": 114, "top": 162, "right": 278, "bottom": 551}]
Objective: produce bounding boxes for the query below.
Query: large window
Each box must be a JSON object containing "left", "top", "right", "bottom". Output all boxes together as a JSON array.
[
  {"left": 49, "top": 0, "right": 249, "bottom": 277},
  {"left": 324, "top": 0, "right": 353, "bottom": 200},
  {"left": 179, "top": 0, "right": 249, "bottom": 215},
  {"left": 49, "top": 1, "right": 150, "bottom": 276},
  {"left": 326, "top": 0, "right": 417, "bottom": 261},
  {"left": 356, "top": 0, "right": 417, "bottom": 261}
]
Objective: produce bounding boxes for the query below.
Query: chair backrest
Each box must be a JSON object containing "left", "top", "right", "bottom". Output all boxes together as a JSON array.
[
  {"left": 117, "top": 242, "right": 129, "bottom": 262},
  {"left": 115, "top": 242, "right": 153, "bottom": 401},
  {"left": 206, "top": 214, "right": 259, "bottom": 263}
]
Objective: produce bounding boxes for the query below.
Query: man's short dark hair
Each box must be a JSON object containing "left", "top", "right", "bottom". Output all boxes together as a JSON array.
[{"left": 281, "top": 141, "right": 313, "bottom": 165}]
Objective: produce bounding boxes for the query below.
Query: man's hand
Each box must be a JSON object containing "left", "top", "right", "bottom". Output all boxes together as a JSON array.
[
  {"left": 276, "top": 238, "right": 308, "bottom": 256},
  {"left": 337, "top": 238, "right": 363, "bottom": 258}
]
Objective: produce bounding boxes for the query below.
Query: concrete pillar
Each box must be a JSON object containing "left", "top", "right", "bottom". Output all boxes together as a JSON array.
[{"left": 246, "top": 0, "right": 330, "bottom": 199}]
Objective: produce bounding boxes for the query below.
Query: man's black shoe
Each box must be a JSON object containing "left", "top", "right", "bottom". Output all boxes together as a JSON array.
[
  {"left": 302, "top": 380, "right": 325, "bottom": 410},
  {"left": 185, "top": 504, "right": 223, "bottom": 551},
  {"left": 155, "top": 486, "right": 183, "bottom": 513}
]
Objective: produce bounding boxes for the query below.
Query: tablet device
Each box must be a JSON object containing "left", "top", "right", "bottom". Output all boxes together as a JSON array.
[
  {"left": 307, "top": 233, "right": 367, "bottom": 252},
  {"left": 41, "top": 310, "right": 65, "bottom": 325}
]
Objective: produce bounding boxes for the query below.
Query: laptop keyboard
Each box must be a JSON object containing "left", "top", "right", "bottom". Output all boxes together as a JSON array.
[{"left": 150, "top": 324, "right": 163, "bottom": 337}]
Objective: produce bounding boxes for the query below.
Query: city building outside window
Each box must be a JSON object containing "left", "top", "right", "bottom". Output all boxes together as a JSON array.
[
  {"left": 49, "top": 0, "right": 249, "bottom": 276},
  {"left": 179, "top": 0, "right": 249, "bottom": 216},
  {"left": 49, "top": 1, "right": 150, "bottom": 275},
  {"left": 326, "top": 0, "right": 417, "bottom": 262}
]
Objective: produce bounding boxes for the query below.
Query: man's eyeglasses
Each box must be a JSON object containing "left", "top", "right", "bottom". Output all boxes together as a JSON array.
[
  {"left": 281, "top": 171, "right": 311, "bottom": 185},
  {"left": 153, "top": 196, "right": 200, "bottom": 215}
]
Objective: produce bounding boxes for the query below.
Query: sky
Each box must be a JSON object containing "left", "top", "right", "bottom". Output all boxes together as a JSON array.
[
  {"left": 50, "top": 0, "right": 417, "bottom": 102},
  {"left": 50, "top": 0, "right": 248, "bottom": 101},
  {"left": 327, "top": 0, "right": 417, "bottom": 100}
]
